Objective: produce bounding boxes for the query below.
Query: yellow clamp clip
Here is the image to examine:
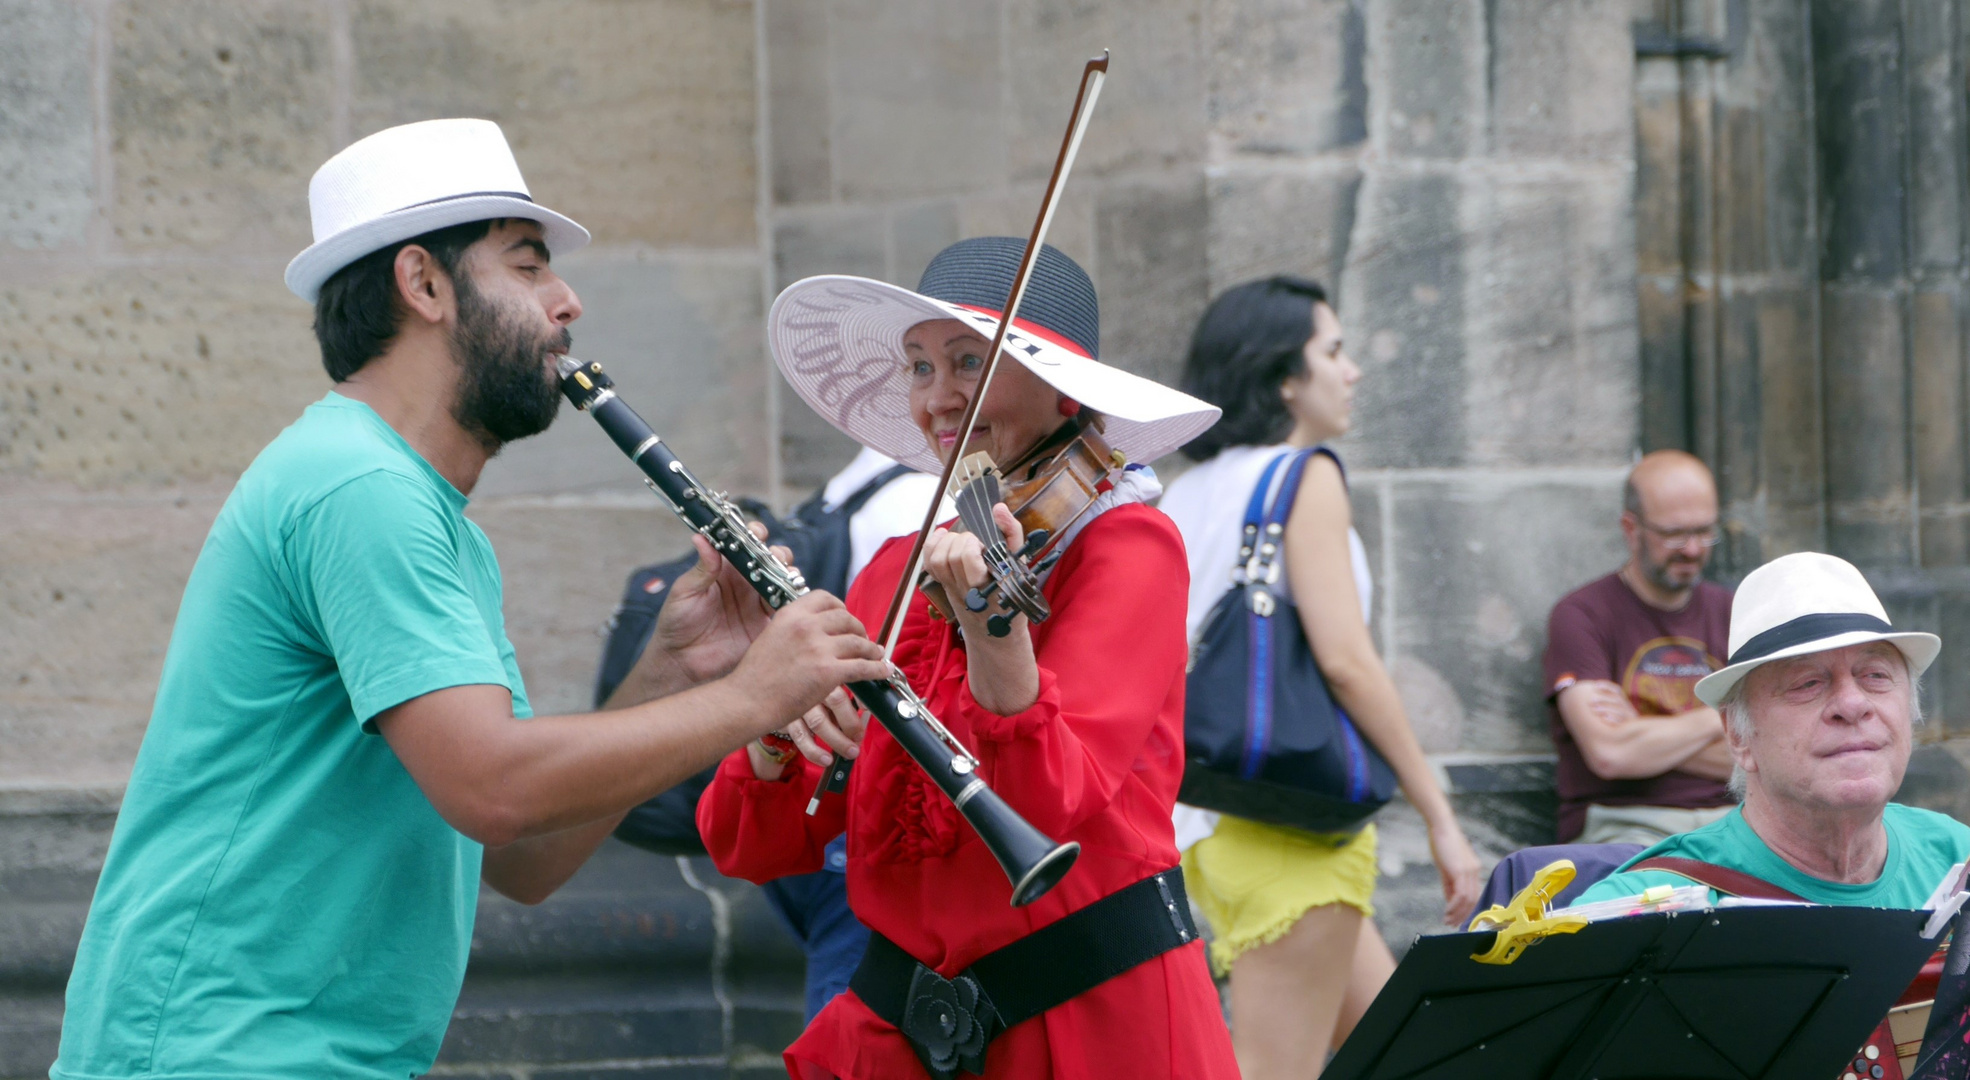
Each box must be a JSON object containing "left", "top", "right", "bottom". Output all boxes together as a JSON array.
[{"left": 1465, "top": 859, "right": 1591, "bottom": 965}]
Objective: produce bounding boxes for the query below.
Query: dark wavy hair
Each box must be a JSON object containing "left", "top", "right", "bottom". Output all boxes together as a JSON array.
[
  {"left": 312, "top": 219, "right": 494, "bottom": 382},
  {"left": 1178, "top": 276, "right": 1329, "bottom": 462}
]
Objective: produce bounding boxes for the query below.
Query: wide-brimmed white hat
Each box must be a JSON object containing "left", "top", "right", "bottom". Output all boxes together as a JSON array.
[
  {"left": 1694, "top": 552, "right": 1941, "bottom": 706},
  {"left": 285, "top": 118, "right": 589, "bottom": 302},
  {"left": 768, "top": 237, "right": 1220, "bottom": 474}
]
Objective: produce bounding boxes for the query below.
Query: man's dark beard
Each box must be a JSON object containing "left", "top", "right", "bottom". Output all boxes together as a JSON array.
[{"left": 449, "top": 272, "right": 569, "bottom": 452}]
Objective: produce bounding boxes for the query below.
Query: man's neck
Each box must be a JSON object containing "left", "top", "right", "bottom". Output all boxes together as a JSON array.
[
  {"left": 1740, "top": 792, "right": 1890, "bottom": 885},
  {"left": 1618, "top": 561, "right": 1695, "bottom": 612},
  {"left": 333, "top": 333, "right": 491, "bottom": 496}
]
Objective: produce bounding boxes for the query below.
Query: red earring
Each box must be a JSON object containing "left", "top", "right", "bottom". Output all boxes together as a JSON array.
[{"left": 1058, "top": 397, "right": 1081, "bottom": 417}]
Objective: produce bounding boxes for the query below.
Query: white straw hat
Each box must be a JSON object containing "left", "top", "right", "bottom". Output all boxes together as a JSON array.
[
  {"left": 768, "top": 238, "right": 1220, "bottom": 474},
  {"left": 285, "top": 118, "right": 589, "bottom": 302},
  {"left": 1693, "top": 552, "right": 1941, "bottom": 706}
]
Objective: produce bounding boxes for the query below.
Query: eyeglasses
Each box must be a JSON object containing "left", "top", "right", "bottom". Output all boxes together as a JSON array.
[{"left": 1634, "top": 517, "right": 1721, "bottom": 549}]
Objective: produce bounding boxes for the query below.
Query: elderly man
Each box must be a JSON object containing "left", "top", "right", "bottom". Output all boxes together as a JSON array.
[
  {"left": 1545, "top": 450, "right": 1736, "bottom": 843},
  {"left": 1572, "top": 552, "right": 1969, "bottom": 907}
]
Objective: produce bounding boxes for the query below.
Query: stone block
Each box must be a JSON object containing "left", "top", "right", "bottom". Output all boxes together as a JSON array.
[
  {"left": 825, "top": 0, "right": 1005, "bottom": 201},
  {"left": 1820, "top": 285, "right": 1914, "bottom": 565},
  {"left": 1368, "top": 0, "right": 1480, "bottom": 160},
  {"left": 769, "top": 211, "right": 886, "bottom": 490},
  {"left": 1630, "top": 58, "right": 1682, "bottom": 279},
  {"left": 1636, "top": 276, "right": 1687, "bottom": 452},
  {"left": 0, "top": 266, "right": 325, "bottom": 484},
  {"left": 1936, "top": 573, "right": 1970, "bottom": 737},
  {"left": 1904, "top": 0, "right": 1965, "bottom": 273},
  {"left": 1751, "top": 291, "right": 1825, "bottom": 558},
  {"left": 476, "top": 251, "right": 771, "bottom": 501},
  {"left": 1204, "top": 166, "right": 1360, "bottom": 295},
  {"left": 1385, "top": 472, "right": 1629, "bottom": 754},
  {"left": 111, "top": 0, "right": 331, "bottom": 254},
  {"left": 466, "top": 504, "right": 697, "bottom": 720},
  {"left": 0, "top": 484, "right": 232, "bottom": 786},
  {"left": 1207, "top": 0, "right": 1364, "bottom": 157},
  {"left": 1094, "top": 174, "right": 1208, "bottom": 392},
  {"left": 0, "top": 989, "right": 62, "bottom": 1080},
  {"left": 1464, "top": 175, "right": 1638, "bottom": 467},
  {"left": 0, "top": 0, "right": 93, "bottom": 250},
  {"left": 1484, "top": 0, "right": 1631, "bottom": 160},
  {"left": 1811, "top": 0, "right": 1907, "bottom": 284},
  {"left": 1337, "top": 173, "right": 1466, "bottom": 468},
  {"left": 351, "top": 0, "right": 758, "bottom": 249},
  {"left": 888, "top": 200, "right": 960, "bottom": 287},
  {"left": 766, "top": 0, "right": 833, "bottom": 206},
  {"left": 1914, "top": 288, "right": 1969, "bottom": 566},
  {"left": 1006, "top": 0, "right": 1205, "bottom": 182},
  {"left": 1719, "top": 105, "right": 1771, "bottom": 274}
]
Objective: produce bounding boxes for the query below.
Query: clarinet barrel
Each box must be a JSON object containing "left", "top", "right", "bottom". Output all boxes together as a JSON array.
[{"left": 556, "top": 356, "right": 1079, "bottom": 906}]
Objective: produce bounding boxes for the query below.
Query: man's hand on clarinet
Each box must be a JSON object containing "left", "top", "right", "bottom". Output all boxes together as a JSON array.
[{"left": 611, "top": 527, "right": 788, "bottom": 710}]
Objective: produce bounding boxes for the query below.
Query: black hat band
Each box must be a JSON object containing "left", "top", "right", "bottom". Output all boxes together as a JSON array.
[{"left": 1727, "top": 612, "right": 1896, "bottom": 667}]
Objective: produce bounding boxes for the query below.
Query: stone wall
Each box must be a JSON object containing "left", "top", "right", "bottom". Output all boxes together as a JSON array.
[{"left": 6, "top": 0, "right": 1970, "bottom": 1074}]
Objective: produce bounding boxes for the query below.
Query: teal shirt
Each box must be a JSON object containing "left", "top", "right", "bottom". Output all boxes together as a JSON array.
[
  {"left": 1571, "top": 804, "right": 1970, "bottom": 909},
  {"left": 54, "top": 394, "right": 529, "bottom": 1079}
]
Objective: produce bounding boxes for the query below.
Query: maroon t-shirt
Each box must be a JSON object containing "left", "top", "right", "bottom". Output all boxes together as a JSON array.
[{"left": 1543, "top": 572, "right": 1735, "bottom": 840}]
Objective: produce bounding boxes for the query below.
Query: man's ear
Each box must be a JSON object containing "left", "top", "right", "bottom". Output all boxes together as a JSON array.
[
  {"left": 394, "top": 244, "right": 454, "bottom": 326},
  {"left": 1619, "top": 510, "right": 1641, "bottom": 551},
  {"left": 1722, "top": 695, "right": 1756, "bottom": 776}
]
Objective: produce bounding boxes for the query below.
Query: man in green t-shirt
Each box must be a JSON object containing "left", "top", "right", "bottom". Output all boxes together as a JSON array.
[
  {"left": 53, "top": 120, "right": 890, "bottom": 1079},
  {"left": 1573, "top": 552, "right": 1969, "bottom": 909}
]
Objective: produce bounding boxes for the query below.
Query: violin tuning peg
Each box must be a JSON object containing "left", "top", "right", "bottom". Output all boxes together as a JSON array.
[
  {"left": 986, "top": 613, "right": 1015, "bottom": 638},
  {"left": 964, "top": 587, "right": 992, "bottom": 613}
]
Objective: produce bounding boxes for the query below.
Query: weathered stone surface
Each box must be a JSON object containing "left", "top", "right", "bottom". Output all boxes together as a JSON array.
[
  {"left": 477, "top": 251, "right": 771, "bottom": 500},
  {"left": 1484, "top": 0, "right": 1631, "bottom": 160},
  {"left": 1914, "top": 289, "right": 1969, "bottom": 566},
  {"left": 1006, "top": 0, "right": 1205, "bottom": 182},
  {"left": 351, "top": 0, "right": 758, "bottom": 248},
  {"left": 1906, "top": 0, "right": 1965, "bottom": 271},
  {"left": 766, "top": 0, "right": 833, "bottom": 206},
  {"left": 0, "top": 266, "right": 324, "bottom": 484},
  {"left": 0, "top": 0, "right": 94, "bottom": 250},
  {"left": 1094, "top": 174, "right": 1208, "bottom": 391},
  {"left": 111, "top": 0, "right": 331, "bottom": 254},
  {"left": 1751, "top": 292, "right": 1825, "bottom": 558},
  {"left": 1821, "top": 286, "right": 1914, "bottom": 565},
  {"left": 1811, "top": 0, "right": 1907, "bottom": 284},
  {"left": 956, "top": 185, "right": 1096, "bottom": 273},
  {"left": 1463, "top": 174, "right": 1638, "bottom": 467},
  {"left": 1368, "top": 0, "right": 1480, "bottom": 160},
  {"left": 1384, "top": 472, "right": 1629, "bottom": 753},
  {"left": 1204, "top": 166, "right": 1360, "bottom": 295},
  {"left": 769, "top": 210, "right": 886, "bottom": 488},
  {"left": 1207, "top": 0, "right": 1364, "bottom": 157},
  {"left": 1339, "top": 173, "right": 1466, "bottom": 468},
  {"left": 0, "top": 484, "right": 228, "bottom": 786},
  {"left": 825, "top": 0, "right": 1005, "bottom": 201},
  {"left": 888, "top": 200, "right": 960, "bottom": 287},
  {"left": 466, "top": 504, "right": 698, "bottom": 719}
]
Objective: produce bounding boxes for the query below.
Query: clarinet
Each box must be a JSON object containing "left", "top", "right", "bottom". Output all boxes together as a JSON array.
[{"left": 556, "top": 356, "right": 1079, "bottom": 907}]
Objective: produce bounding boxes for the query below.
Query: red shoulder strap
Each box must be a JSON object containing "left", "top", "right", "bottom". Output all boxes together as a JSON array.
[{"left": 1629, "top": 856, "right": 1810, "bottom": 902}]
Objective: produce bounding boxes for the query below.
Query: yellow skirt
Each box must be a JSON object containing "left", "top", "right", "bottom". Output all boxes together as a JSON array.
[{"left": 1181, "top": 815, "right": 1379, "bottom": 977}]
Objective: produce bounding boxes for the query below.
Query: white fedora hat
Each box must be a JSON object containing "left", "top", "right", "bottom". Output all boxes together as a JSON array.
[
  {"left": 1693, "top": 552, "right": 1941, "bottom": 707},
  {"left": 769, "top": 237, "right": 1220, "bottom": 474},
  {"left": 285, "top": 118, "right": 589, "bottom": 302}
]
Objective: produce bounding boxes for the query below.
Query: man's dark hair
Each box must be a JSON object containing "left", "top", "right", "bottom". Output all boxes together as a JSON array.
[
  {"left": 1177, "top": 275, "right": 1330, "bottom": 462},
  {"left": 312, "top": 219, "right": 495, "bottom": 381}
]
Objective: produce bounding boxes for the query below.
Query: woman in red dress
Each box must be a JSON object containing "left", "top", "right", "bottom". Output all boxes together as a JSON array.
[{"left": 700, "top": 237, "right": 1239, "bottom": 1080}]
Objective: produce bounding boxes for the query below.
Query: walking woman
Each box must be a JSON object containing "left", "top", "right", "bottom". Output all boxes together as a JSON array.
[
  {"left": 700, "top": 238, "right": 1239, "bottom": 1079},
  {"left": 1160, "top": 276, "right": 1484, "bottom": 1076}
]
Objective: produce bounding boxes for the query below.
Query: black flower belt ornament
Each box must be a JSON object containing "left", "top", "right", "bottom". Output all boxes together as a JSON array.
[{"left": 901, "top": 963, "right": 1001, "bottom": 1078}]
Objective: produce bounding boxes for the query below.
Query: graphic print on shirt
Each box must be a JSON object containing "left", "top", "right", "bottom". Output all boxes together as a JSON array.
[{"left": 1619, "top": 636, "right": 1721, "bottom": 715}]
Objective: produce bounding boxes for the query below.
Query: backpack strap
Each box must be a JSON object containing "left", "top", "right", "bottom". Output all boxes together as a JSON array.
[
  {"left": 837, "top": 463, "right": 915, "bottom": 516},
  {"left": 1628, "top": 856, "right": 1809, "bottom": 902}
]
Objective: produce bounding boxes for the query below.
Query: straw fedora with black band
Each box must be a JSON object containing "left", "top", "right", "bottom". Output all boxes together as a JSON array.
[
  {"left": 1692, "top": 552, "right": 1941, "bottom": 708},
  {"left": 285, "top": 118, "right": 589, "bottom": 303},
  {"left": 768, "top": 237, "right": 1221, "bottom": 475}
]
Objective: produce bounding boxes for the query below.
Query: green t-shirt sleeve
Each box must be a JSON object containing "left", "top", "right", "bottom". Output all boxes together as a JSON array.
[{"left": 286, "top": 469, "right": 514, "bottom": 728}]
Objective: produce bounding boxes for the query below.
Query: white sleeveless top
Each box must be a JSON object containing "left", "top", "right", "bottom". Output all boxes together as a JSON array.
[{"left": 1157, "top": 443, "right": 1373, "bottom": 850}]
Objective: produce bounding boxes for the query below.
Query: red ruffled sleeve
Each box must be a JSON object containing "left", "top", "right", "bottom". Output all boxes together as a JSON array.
[{"left": 698, "top": 746, "right": 846, "bottom": 884}]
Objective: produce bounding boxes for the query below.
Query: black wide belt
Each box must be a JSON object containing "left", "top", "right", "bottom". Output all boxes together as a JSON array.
[{"left": 849, "top": 869, "right": 1199, "bottom": 1079}]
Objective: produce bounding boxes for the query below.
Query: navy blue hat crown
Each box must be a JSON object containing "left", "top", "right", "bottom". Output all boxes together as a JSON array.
[{"left": 915, "top": 237, "right": 1100, "bottom": 358}]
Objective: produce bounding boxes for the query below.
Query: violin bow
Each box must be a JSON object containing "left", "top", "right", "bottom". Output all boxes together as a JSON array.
[{"left": 874, "top": 50, "right": 1111, "bottom": 661}]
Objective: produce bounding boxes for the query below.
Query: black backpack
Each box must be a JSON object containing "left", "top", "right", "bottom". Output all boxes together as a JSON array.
[{"left": 600, "top": 465, "right": 912, "bottom": 855}]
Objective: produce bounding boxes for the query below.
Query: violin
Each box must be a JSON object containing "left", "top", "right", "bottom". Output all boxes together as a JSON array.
[{"left": 919, "top": 411, "right": 1127, "bottom": 637}]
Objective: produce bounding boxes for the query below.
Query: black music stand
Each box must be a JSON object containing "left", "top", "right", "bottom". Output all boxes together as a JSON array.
[{"left": 1322, "top": 905, "right": 1937, "bottom": 1080}]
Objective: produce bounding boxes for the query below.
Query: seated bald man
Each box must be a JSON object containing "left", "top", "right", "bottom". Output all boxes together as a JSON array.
[
  {"left": 1572, "top": 553, "right": 1970, "bottom": 908},
  {"left": 1544, "top": 450, "right": 1736, "bottom": 844}
]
